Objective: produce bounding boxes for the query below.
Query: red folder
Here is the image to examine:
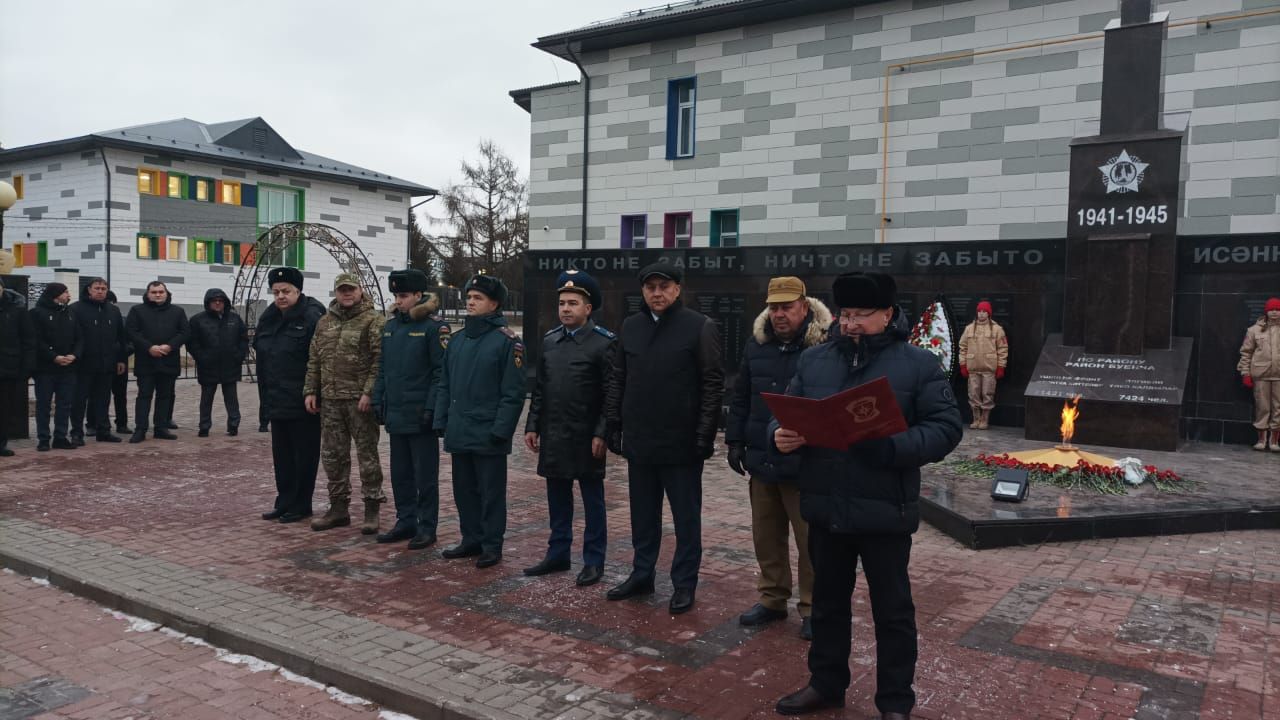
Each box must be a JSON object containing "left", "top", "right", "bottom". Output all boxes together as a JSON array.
[{"left": 762, "top": 377, "right": 908, "bottom": 450}]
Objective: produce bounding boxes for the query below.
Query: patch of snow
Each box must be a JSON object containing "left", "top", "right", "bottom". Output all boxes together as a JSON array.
[
  {"left": 30, "top": 577, "right": 51, "bottom": 587},
  {"left": 106, "top": 610, "right": 160, "bottom": 633},
  {"left": 379, "top": 712, "right": 420, "bottom": 720}
]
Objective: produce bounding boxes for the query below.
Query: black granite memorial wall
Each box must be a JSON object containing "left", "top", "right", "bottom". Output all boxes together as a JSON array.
[{"left": 524, "top": 232, "right": 1277, "bottom": 446}]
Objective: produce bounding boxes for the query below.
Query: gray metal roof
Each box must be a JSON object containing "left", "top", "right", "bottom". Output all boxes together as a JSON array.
[
  {"left": 0, "top": 117, "right": 436, "bottom": 196},
  {"left": 509, "top": 80, "right": 582, "bottom": 112},
  {"left": 532, "top": 0, "right": 884, "bottom": 61}
]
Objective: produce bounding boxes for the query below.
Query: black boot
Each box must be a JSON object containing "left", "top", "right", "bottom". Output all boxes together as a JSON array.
[
  {"left": 0, "top": 439, "right": 13, "bottom": 457},
  {"left": 129, "top": 430, "right": 147, "bottom": 444}
]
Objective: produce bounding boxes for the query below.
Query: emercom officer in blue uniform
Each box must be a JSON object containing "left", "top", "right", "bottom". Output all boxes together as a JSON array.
[
  {"left": 523, "top": 269, "right": 616, "bottom": 587},
  {"left": 372, "top": 269, "right": 451, "bottom": 550},
  {"left": 434, "top": 274, "right": 526, "bottom": 569},
  {"left": 604, "top": 262, "right": 724, "bottom": 614}
]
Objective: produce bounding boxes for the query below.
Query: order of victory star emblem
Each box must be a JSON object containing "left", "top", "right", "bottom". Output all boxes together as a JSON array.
[{"left": 1098, "top": 149, "right": 1149, "bottom": 194}]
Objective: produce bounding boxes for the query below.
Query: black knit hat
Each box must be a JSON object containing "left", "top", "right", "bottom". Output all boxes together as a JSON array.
[
  {"left": 41, "top": 282, "right": 69, "bottom": 302},
  {"left": 268, "top": 267, "right": 304, "bottom": 291},
  {"left": 389, "top": 269, "right": 430, "bottom": 293},
  {"left": 832, "top": 273, "right": 896, "bottom": 309},
  {"left": 463, "top": 274, "right": 508, "bottom": 307}
]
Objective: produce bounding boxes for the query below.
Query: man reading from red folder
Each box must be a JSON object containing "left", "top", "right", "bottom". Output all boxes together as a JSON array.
[{"left": 770, "top": 272, "right": 962, "bottom": 720}]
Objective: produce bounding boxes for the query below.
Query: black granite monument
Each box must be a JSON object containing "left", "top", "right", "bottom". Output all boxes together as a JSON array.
[{"left": 1026, "top": 0, "right": 1190, "bottom": 452}]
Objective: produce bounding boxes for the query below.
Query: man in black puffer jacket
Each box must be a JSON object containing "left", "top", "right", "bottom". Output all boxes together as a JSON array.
[
  {"left": 188, "top": 288, "right": 248, "bottom": 437},
  {"left": 30, "top": 282, "right": 83, "bottom": 451},
  {"left": 125, "top": 281, "right": 190, "bottom": 443},
  {"left": 253, "top": 267, "right": 327, "bottom": 524},
  {"left": 771, "top": 273, "right": 962, "bottom": 720},
  {"left": 725, "top": 276, "right": 831, "bottom": 640},
  {"left": 0, "top": 278, "right": 37, "bottom": 456},
  {"left": 70, "top": 278, "right": 127, "bottom": 444},
  {"left": 603, "top": 262, "right": 723, "bottom": 615}
]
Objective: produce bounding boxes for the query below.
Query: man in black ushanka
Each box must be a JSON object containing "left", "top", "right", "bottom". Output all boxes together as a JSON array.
[
  {"left": 604, "top": 262, "right": 723, "bottom": 614},
  {"left": 523, "top": 269, "right": 615, "bottom": 586}
]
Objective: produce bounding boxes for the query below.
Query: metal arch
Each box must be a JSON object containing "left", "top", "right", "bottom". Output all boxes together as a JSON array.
[{"left": 233, "top": 222, "right": 385, "bottom": 381}]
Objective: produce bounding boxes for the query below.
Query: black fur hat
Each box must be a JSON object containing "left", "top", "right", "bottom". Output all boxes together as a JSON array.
[
  {"left": 463, "top": 274, "right": 508, "bottom": 307},
  {"left": 389, "top": 269, "right": 430, "bottom": 294},
  {"left": 832, "top": 272, "right": 896, "bottom": 309},
  {"left": 268, "top": 266, "right": 304, "bottom": 291}
]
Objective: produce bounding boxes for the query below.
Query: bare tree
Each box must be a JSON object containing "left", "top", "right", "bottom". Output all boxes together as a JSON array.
[{"left": 428, "top": 141, "right": 529, "bottom": 295}]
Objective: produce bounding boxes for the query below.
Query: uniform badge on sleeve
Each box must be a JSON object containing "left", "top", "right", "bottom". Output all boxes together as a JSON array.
[
  {"left": 439, "top": 323, "right": 452, "bottom": 349},
  {"left": 514, "top": 341, "right": 525, "bottom": 368}
]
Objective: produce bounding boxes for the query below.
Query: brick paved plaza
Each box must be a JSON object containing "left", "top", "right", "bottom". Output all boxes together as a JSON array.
[{"left": 1, "top": 382, "right": 1277, "bottom": 720}]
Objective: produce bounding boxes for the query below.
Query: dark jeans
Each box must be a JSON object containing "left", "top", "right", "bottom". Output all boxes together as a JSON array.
[
  {"left": 34, "top": 373, "right": 76, "bottom": 443},
  {"left": 450, "top": 452, "right": 507, "bottom": 554},
  {"left": 544, "top": 476, "right": 607, "bottom": 567},
  {"left": 389, "top": 432, "right": 440, "bottom": 535},
  {"left": 627, "top": 461, "right": 703, "bottom": 590},
  {"left": 807, "top": 527, "right": 917, "bottom": 714},
  {"left": 134, "top": 374, "right": 176, "bottom": 433},
  {"left": 198, "top": 382, "right": 241, "bottom": 432},
  {"left": 270, "top": 415, "right": 321, "bottom": 515},
  {"left": 72, "top": 371, "right": 114, "bottom": 438}
]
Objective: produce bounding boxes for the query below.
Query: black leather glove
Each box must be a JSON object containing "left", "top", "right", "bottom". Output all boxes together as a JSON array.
[
  {"left": 727, "top": 444, "right": 746, "bottom": 475},
  {"left": 606, "top": 427, "right": 623, "bottom": 456},
  {"left": 434, "top": 426, "right": 446, "bottom": 439},
  {"left": 373, "top": 405, "right": 385, "bottom": 425},
  {"left": 420, "top": 410, "right": 433, "bottom": 431},
  {"left": 852, "top": 436, "right": 896, "bottom": 468},
  {"left": 698, "top": 439, "right": 715, "bottom": 461}
]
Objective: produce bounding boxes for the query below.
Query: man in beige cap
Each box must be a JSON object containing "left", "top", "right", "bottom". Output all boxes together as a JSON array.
[
  {"left": 725, "top": 276, "right": 831, "bottom": 640},
  {"left": 305, "top": 273, "right": 387, "bottom": 534}
]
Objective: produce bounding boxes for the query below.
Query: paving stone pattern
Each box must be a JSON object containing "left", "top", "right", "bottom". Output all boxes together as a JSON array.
[{"left": 0, "top": 382, "right": 1277, "bottom": 719}]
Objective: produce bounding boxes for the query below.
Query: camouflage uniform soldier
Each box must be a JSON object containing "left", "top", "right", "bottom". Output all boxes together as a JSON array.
[{"left": 305, "top": 273, "right": 387, "bottom": 534}]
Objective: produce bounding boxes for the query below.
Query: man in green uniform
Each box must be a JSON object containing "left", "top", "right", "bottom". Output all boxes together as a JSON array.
[
  {"left": 372, "top": 269, "right": 451, "bottom": 549},
  {"left": 434, "top": 274, "right": 526, "bottom": 569},
  {"left": 305, "top": 273, "right": 387, "bottom": 535}
]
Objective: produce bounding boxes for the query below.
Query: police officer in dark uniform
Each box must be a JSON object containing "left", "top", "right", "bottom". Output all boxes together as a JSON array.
[
  {"left": 771, "top": 273, "right": 962, "bottom": 720},
  {"left": 523, "top": 269, "right": 615, "bottom": 586},
  {"left": 604, "top": 262, "right": 724, "bottom": 614},
  {"left": 373, "top": 269, "right": 451, "bottom": 550},
  {"left": 434, "top": 274, "right": 526, "bottom": 569}
]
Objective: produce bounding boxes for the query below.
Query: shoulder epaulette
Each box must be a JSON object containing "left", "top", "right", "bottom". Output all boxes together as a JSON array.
[
  {"left": 499, "top": 326, "right": 518, "bottom": 340},
  {"left": 592, "top": 325, "right": 616, "bottom": 339},
  {"left": 544, "top": 324, "right": 564, "bottom": 337}
]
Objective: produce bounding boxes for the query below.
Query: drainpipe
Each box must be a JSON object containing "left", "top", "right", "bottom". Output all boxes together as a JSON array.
[
  {"left": 99, "top": 147, "right": 112, "bottom": 286},
  {"left": 564, "top": 42, "right": 590, "bottom": 250}
]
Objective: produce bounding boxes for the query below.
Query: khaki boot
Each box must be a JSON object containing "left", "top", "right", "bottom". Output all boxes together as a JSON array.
[
  {"left": 969, "top": 408, "right": 980, "bottom": 429},
  {"left": 1254, "top": 431, "right": 1268, "bottom": 451},
  {"left": 311, "top": 500, "right": 351, "bottom": 531},
  {"left": 361, "top": 499, "right": 382, "bottom": 535},
  {"left": 1271, "top": 431, "right": 1280, "bottom": 452},
  {"left": 977, "top": 409, "right": 990, "bottom": 430}
]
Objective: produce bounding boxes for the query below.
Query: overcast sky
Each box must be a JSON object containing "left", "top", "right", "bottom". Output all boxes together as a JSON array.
[{"left": 1, "top": 0, "right": 643, "bottom": 201}]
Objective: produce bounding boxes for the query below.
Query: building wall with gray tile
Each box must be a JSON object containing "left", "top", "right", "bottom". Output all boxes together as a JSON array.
[
  {"left": 3, "top": 148, "right": 412, "bottom": 308},
  {"left": 525, "top": 0, "right": 1280, "bottom": 249}
]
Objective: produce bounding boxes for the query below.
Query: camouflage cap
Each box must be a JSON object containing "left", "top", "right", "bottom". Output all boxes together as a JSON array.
[{"left": 333, "top": 272, "right": 361, "bottom": 289}]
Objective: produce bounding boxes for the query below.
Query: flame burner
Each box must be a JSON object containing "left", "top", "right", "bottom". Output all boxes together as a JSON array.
[{"left": 1005, "top": 396, "right": 1116, "bottom": 469}]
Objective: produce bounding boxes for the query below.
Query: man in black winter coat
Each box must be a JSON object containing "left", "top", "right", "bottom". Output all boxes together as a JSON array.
[
  {"left": 725, "top": 276, "right": 831, "bottom": 641},
  {"left": 771, "top": 273, "right": 962, "bottom": 720},
  {"left": 0, "top": 277, "right": 37, "bottom": 457},
  {"left": 70, "top": 278, "right": 126, "bottom": 444},
  {"left": 523, "top": 269, "right": 615, "bottom": 587},
  {"left": 30, "top": 282, "right": 83, "bottom": 451},
  {"left": 188, "top": 288, "right": 248, "bottom": 437},
  {"left": 603, "top": 262, "right": 723, "bottom": 614},
  {"left": 125, "top": 281, "right": 190, "bottom": 443},
  {"left": 253, "top": 267, "right": 327, "bottom": 524}
]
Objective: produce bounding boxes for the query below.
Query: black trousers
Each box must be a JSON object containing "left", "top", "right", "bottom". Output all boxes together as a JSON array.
[
  {"left": 72, "top": 371, "right": 114, "bottom": 438},
  {"left": 198, "top": 382, "right": 241, "bottom": 432},
  {"left": 257, "top": 380, "right": 268, "bottom": 429},
  {"left": 111, "top": 371, "right": 129, "bottom": 429},
  {"left": 134, "top": 374, "right": 176, "bottom": 433},
  {"left": 389, "top": 432, "right": 440, "bottom": 535},
  {"left": 544, "top": 476, "right": 607, "bottom": 567},
  {"left": 807, "top": 527, "right": 917, "bottom": 715},
  {"left": 34, "top": 373, "right": 76, "bottom": 443},
  {"left": 0, "top": 377, "right": 26, "bottom": 447},
  {"left": 450, "top": 452, "right": 507, "bottom": 554},
  {"left": 270, "top": 415, "right": 321, "bottom": 515},
  {"left": 627, "top": 461, "right": 703, "bottom": 590}
]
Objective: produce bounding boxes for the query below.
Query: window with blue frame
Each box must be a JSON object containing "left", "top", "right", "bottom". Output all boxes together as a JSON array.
[
  {"left": 666, "top": 77, "right": 697, "bottom": 159},
  {"left": 620, "top": 214, "right": 648, "bottom": 249}
]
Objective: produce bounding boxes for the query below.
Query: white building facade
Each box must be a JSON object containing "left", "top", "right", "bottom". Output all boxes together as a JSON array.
[
  {"left": 514, "top": 0, "right": 1280, "bottom": 250},
  {"left": 0, "top": 118, "right": 433, "bottom": 310}
]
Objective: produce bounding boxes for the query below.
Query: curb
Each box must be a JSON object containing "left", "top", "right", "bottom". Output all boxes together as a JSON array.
[{"left": 0, "top": 546, "right": 498, "bottom": 720}]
